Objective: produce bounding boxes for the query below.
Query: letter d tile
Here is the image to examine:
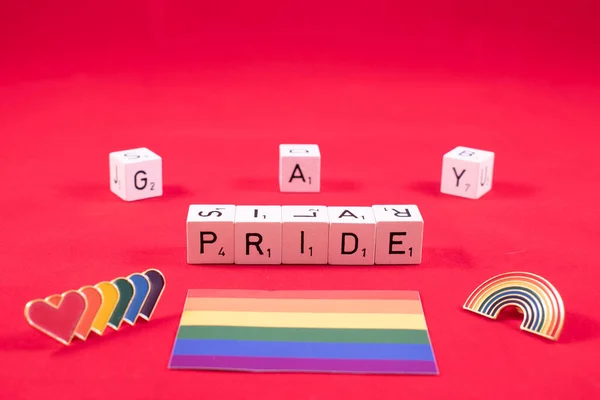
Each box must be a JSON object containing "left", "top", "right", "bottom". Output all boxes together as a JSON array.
[{"left": 327, "top": 207, "right": 375, "bottom": 265}]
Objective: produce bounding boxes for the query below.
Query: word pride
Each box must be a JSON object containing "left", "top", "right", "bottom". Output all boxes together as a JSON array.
[{"left": 186, "top": 205, "right": 423, "bottom": 265}]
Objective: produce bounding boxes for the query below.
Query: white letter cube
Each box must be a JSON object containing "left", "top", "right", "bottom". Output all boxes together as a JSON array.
[
  {"left": 109, "top": 147, "right": 163, "bottom": 201},
  {"left": 281, "top": 206, "right": 329, "bottom": 264},
  {"left": 372, "top": 205, "right": 423, "bottom": 265},
  {"left": 234, "top": 206, "right": 282, "bottom": 264},
  {"left": 440, "top": 146, "right": 494, "bottom": 199},
  {"left": 187, "top": 205, "right": 235, "bottom": 264},
  {"left": 327, "top": 207, "right": 376, "bottom": 265},
  {"left": 279, "top": 144, "right": 321, "bottom": 192}
]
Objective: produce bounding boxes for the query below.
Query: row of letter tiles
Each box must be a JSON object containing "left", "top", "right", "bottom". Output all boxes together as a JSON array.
[{"left": 186, "top": 205, "right": 423, "bottom": 265}]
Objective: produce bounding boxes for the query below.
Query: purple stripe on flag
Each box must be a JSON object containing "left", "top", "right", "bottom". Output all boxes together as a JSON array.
[{"left": 169, "top": 355, "right": 438, "bottom": 375}]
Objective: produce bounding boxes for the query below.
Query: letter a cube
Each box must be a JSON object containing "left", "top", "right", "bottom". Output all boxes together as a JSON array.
[
  {"left": 372, "top": 205, "right": 423, "bottom": 265},
  {"left": 440, "top": 146, "right": 494, "bottom": 199},
  {"left": 109, "top": 147, "right": 163, "bottom": 201},
  {"left": 279, "top": 144, "right": 321, "bottom": 192},
  {"left": 187, "top": 205, "right": 235, "bottom": 264},
  {"left": 327, "top": 207, "right": 376, "bottom": 265}
]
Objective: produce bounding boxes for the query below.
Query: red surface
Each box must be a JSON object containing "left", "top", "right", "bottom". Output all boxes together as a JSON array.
[{"left": 1, "top": 1, "right": 599, "bottom": 399}]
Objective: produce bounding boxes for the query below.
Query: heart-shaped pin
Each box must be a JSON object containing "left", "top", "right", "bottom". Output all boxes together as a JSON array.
[
  {"left": 74, "top": 287, "right": 103, "bottom": 340},
  {"left": 24, "top": 291, "right": 87, "bottom": 345},
  {"left": 139, "top": 269, "right": 165, "bottom": 321}
]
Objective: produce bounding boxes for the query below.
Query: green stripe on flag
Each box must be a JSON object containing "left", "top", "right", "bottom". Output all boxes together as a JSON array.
[{"left": 177, "top": 325, "right": 431, "bottom": 344}]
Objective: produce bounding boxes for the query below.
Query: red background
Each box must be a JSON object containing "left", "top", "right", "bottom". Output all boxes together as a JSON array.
[{"left": 1, "top": 1, "right": 599, "bottom": 399}]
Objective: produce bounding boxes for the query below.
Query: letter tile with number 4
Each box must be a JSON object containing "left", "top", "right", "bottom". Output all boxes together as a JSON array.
[
  {"left": 327, "top": 207, "right": 376, "bottom": 265},
  {"left": 279, "top": 144, "right": 321, "bottom": 192},
  {"left": 372, "top": 205, "right": 423, "bottom": 265},
  {"left": 187, "top": 205, "right": 235, "bottom": 264},
  {"left": 282, "top": 206, "right": 329, "bottom": 264},
  {"left": 440, "top": 146, "right": 494, "bottom": 199},
  {"left": 234, "top": 206, "right": 282, "bottom": 264},
  {"left": 109, "top": 147, "right": 163, "bottom": 201}
]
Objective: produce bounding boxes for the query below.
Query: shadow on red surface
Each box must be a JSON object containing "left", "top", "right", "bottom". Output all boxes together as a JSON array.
[{"left": 407, "top": 180, "right": 540, "bottom": 199}]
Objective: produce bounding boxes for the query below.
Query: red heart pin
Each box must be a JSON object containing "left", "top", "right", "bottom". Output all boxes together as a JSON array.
[{"left": 24, "top": 291, "right": 87, "bottom": 345}]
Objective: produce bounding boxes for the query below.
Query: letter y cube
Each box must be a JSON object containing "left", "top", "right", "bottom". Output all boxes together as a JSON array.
[{"left": 440, "top": 146, "right": 494, "bottom": 199}]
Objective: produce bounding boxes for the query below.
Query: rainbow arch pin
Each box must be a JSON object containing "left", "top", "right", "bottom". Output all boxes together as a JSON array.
[{"left": 463, "top": 271, "right": 565, "bottom": 341}]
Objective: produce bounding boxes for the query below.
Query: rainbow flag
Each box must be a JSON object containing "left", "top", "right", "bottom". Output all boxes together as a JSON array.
[{"left": 168, "top": 289, "right": 438, "bottom": 375}]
